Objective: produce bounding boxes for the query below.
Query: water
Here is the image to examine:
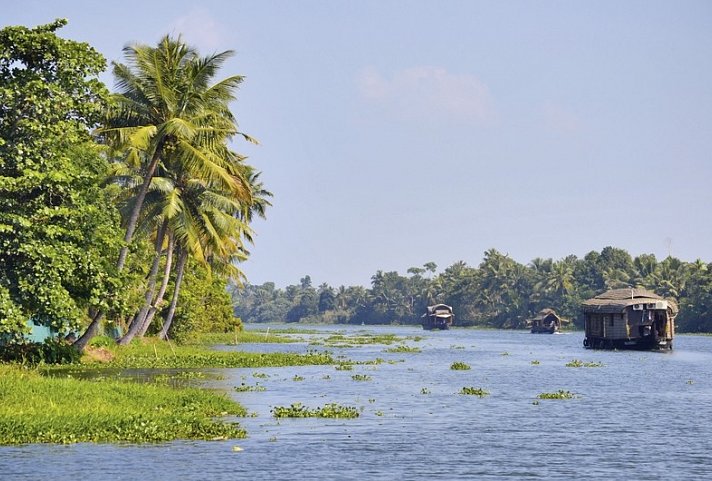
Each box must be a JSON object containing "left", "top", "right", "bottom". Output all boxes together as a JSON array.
[{"left": 3, "top": 325, "right": 712, "bottom": 480}]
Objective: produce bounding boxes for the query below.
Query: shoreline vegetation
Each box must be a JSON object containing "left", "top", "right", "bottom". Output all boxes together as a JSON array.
[
  {"left": 0, "top": 364, "right": 247, "bottom": 444},
  {"left": 0, "top": 334, "right": 338, "bottom": 445}
]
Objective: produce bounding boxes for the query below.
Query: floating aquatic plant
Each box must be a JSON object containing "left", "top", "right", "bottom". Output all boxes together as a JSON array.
[
  {"left": 271, "top": 402, "right": 360, "bottom": 419},
  {"left": 384, "top": 345, "right": 421, "bottom": 353},
  {"left": 565, "top": 359, "right": 603, "bottom": 368},
  {"left": 530, "top": 360, "right": 540, "bottom": 365},
  {"left": 460, "top": 387, "right": 489, "bottom": 397},
  {"left": 450, "top": 361, "right": 471, "bottom": 370},
  {"left": 234, "top": 383, "right": 266, "bottom": 392},
  {"left": 351, "top": 374, "right": 371, "bottom": 381},
  {"left": 537, "top": 390, "right": 576, "bottom": 400}
]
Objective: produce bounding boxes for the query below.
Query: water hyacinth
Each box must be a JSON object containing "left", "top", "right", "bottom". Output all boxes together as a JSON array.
[
  {"left": 450, "top": 361, "right": 471, "bottom": 370},
  {"left": 271, "top": 403, "right": 360, "bottom": 419}
]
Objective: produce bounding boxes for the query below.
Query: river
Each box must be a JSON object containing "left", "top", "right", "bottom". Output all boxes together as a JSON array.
[{"left": 3, "top": 325, "right": 712, "bottom": 480}]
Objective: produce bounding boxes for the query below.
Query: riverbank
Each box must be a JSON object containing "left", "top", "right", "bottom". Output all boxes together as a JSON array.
[
  {"left": 0, "top": 365, "right": 246, "bottom": 444},
  {"left": 0, "top": 335, "right": 337, "bottom": 445}
]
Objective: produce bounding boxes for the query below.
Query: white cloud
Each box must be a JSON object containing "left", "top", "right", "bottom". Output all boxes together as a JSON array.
[
  {"left": 167, "top": 8, "right": 226, "bottom": 52},
  {"left": 358, "top": 66, "right": 496, "bottom": 124}
]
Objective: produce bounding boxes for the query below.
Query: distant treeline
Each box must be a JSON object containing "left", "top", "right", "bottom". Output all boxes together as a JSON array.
[{"left": 230, "top": 247, "right": 712, "bottom": 332}]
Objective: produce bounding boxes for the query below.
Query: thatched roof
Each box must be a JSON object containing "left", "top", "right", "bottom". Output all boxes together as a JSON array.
[
  {"left": 582, "top": 288, "right": 678, "bottom": 314},
  {"left": 423, "top": 304, "right": 454, "bottom": 318},
  {"left": 530, "top": 308, "right": 560, "bottom": 322}
]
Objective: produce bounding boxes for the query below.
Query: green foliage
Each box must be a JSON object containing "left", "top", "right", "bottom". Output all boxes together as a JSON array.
[
  {"left": 231, "top": 248, "right": 712, "bottom": 332},
  {"left": 0, "top": 366, "right": 245, "bottom": 444},
  {"left": 351, "top": 374, "right": 371, "bottom": 381},
  {"left": 0, "top": 20, "right": 125, "bottom": 339},
  {"left": 0, "top": 339, "right": 80, "bottom": 365},
  {"left": 460, "top": 387, "right": 489, "bottom": 397},
  {"left": 90, "top": 342, "right": 335, "bottom": 369},
  {"left": 565, "top": 359, "right": 604, "bottom": 368},
  {"left": 450, "top": 361, "right": 471, "bottom": 370},
  {"left": 537, "top": 390, "right": 576, "bottom": 400},
  {"left": 234, "top": 383, "right": 265, "bottom": 392},
  {"left": 384, "top": 345, "right": 421, "bottom": 353},
  {"left": 164, "top": 262, "right": 241, "bottom": 342},
  {"left": 271, "top": 402, "right": 360, "bottom": 419}
]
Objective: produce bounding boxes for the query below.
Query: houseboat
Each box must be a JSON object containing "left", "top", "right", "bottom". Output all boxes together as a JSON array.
[
  {"left": 527, "top": 308, "right": 565, "bottom": 333},
  {"left": 422, "top": 304, "right": 454, "bottom": 330},
  {"left": 582, "top": 288, "right": 676, "bottom": 350}
]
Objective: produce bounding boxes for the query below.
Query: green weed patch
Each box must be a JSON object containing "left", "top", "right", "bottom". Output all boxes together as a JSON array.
[{"left": 0, "top": 366, "right": 246, "bottom": 445}]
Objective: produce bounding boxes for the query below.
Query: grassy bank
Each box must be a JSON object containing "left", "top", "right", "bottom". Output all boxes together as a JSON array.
[
  {"left": 189, "top": 330, "right": 303, "bottom": 345},
  {"left": 81, "top": 338, "right": 334, "bottom": 369},
  {"left": 0, "top": 365, "right": 246, "bottom": 444}
]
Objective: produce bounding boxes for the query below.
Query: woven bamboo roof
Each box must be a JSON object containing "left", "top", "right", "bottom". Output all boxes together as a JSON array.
[{"left": 582, "top": 288, "right": 678, "bottom": 314}]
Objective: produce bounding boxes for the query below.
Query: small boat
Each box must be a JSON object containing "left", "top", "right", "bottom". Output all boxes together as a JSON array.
[{"left": 422, "top": 304, "right": 454, "bottom": 330}]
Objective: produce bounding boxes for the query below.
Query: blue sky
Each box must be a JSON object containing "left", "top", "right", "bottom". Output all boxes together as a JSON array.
[{"left": 5, "top": 1, "right": 712, "bottom": 287}]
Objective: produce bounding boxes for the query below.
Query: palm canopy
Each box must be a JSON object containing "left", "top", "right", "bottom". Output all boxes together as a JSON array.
[{"left": 97, "top": 35, "right": 256, "bottom": 269}]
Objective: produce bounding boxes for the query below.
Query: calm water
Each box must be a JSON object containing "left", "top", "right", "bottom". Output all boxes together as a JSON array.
[{"left": 3, "top": 325, "right": 712, "bottom": 480}]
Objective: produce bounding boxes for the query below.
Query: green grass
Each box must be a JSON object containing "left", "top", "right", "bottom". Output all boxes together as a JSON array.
[
  {"left": 271, "top": 402, "right": 360, "bottom": 419},
  {"left": 0, "top": 365, "right": 246, "bottom": 445},
  {"left": 188, "top": 330, "right": 299, "bottom": 345},
  {"left": 81, "top": 339, "right": 335, "bottom": 369}
]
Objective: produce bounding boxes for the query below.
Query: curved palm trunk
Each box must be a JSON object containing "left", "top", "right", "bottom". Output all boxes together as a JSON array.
[
  {"left": 74, "top": 147, "right": 163, "bottom": 353},
  {"left": 138, "top": 234, "right": 174, "bottom": 337},
  {"left": 118, "top": 219, "right": 168, "bottom": 345},
  {"left": 158, "top": 249, "right": 188, "bottom": 340},
  {"left": 73, "top": 311, "right": 104, "bottom": 352},
  {"left": 116, "top": 146, "right": 163, "bottom": 272}
]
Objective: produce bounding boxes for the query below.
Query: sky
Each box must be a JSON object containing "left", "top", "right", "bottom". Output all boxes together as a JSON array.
[{"left": 4, "top": 1, "right": 712, "bottom": 287}]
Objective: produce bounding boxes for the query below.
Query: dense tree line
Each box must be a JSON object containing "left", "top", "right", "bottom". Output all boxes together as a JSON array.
[
  {"left": 0, "top": 21, "right": 269, "bottom": 349},
  {"left": 231, "top": 247, "right": 712, "bottom": 332}
]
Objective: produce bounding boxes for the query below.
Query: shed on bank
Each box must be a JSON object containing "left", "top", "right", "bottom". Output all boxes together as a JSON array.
[{"left": 582, "top": 288, "right": 677, "bottom": 350}]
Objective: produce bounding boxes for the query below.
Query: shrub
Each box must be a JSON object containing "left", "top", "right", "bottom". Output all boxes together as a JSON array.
[{"left": 0, "top": 339, "right": 80, "bottom": 365}]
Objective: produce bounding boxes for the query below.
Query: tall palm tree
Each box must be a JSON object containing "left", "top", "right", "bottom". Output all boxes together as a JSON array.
[
  {"left": 75, "top": 36, "right": 253, "bottom": 351},
  {"left": 103, "top": 36, "right": 249, "bottom": 269}
]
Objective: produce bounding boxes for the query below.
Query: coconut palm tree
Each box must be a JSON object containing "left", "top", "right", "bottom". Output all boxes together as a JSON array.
[
  {"left": 75, "top": 36, "right": 254, "bottom": 351},
  {"left": 156, "top": 174, "right": 253, "bottom": 340}
]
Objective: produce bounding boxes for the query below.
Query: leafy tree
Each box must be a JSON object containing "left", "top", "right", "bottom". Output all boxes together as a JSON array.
[{"left": 0, "top": 20, "right": 123, "bottom": 341}]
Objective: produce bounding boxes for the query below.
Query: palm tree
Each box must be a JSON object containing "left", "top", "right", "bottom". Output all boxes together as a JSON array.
[
  {"left": 75, "top": 36, "right": 254, "bottom": 351},
  {"left": 156, "top": 175, "right": 253, "bottom": 340}
]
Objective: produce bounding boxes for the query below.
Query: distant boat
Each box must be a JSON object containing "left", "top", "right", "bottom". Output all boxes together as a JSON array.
[
  {"left": 422, "top": 304, "right": 454, "bottom": 330},
  {"left": 527, "top": 308, "right": 566, "bottom": 334}
]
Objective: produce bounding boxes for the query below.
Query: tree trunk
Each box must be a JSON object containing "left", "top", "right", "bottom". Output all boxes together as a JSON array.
[
  {"left": 158, "top": 249, "right": 188, "bottom": 340},
  {"left": 116, "top": 146, "right": 163, "bottom": 272},
  {"left": 138, "top": 233, "right": 174, "bottom": 337},
  {"left": 118, "top": 219, "right": 167, "bottom": 345},
  {"left": 72, "top": 311, "right": 104, "bottom": 353},
  {"left": 74, "top": 145, "right": 163, "bottom": 351}
]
